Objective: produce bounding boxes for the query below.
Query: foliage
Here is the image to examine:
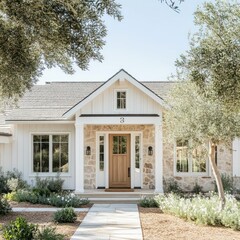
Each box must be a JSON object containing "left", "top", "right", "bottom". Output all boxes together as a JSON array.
[
  {"left": 53, "top": 207, "right": 77, "bottom": 223},
  {"left": 161, "top": 0, "right": 184, "bottom": 12},
  {"left": 33, "top": 176, "right": 64, "bottom": 197},
  {"left": 155, "top": 193, "right": 240, "bottom": 230},
  {"left": 165, "top": 82, "right": 240, "bottom": 145},
  {"left": 164, "top": 178, "right": 182, "bottom": 194},
  {"left": 214, "top": 173, "right": 234, "bottom": 193},
  {"left": 47, "top": 193, "right": 89, "bottom": 208},
  {"left": 175, "top": 0, "right": 240, "bottom": 111},
  {"left": 0, "top": 0, "right": 122, "bottom": 98},
  {"left": 13, "top": 189, "right": 89, "bottom": 207},
  {"left": 165, "top": 81, "right": 240, "bottom": 209},
  {"left": 192, "top": 182, "right": 203, "bottom": 194},
  {"left": 0, "top": 196, "right": 11, "bottom": 215},
  {"left": 0, "top": 168, "right": 28, "bottom": 194},
  {"left": 34, "top": 226, "right": 64, "bottom": 240},
  {"left": 139, "top": 197, "right": 159, "bottom": 208},
  {"left": 3, "top": 217, "right": 37, "bottom": 240}
]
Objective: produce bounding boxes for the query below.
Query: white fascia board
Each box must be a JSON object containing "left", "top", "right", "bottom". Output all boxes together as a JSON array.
[
  {"left": 63, "top": 69, "right": 168, "bottom": 119},
  {"left": 79, "top": 116, "right": 161, "bottom": 125},
  {"left": 6, "top": 120, "right": 75, "bottom": 124},
  {"left": 63, "top": 72, "right": 125, "bottom": 118}
]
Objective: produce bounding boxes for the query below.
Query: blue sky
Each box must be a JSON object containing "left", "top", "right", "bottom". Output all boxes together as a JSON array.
[{"left": 39, "top": 0, "right": 207, "bottom": 84}]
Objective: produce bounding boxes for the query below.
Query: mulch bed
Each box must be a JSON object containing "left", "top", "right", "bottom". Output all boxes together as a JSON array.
[{"left": 139, "top": 207, "right": 240, "bottom": 240}]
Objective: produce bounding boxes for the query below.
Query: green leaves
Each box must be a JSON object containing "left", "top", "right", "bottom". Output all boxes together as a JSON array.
[
  {"left": 0, "top": 0, "right": 122, "bottom": 97},
  {"left": 176, "top": 0, "right": 240, "bottom": 111},
  {"left": 165, "top": 81, "right": 240, "bottom": 146}
]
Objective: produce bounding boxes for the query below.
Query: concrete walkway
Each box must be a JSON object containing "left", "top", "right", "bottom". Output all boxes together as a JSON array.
[{"left": 71, "top": 204, "right": 143, "bottom": 240}]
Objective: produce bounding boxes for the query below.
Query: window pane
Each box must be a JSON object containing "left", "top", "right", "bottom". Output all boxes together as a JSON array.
[
  {"left": 176, "top": 140, "right": 189, "bottom": 172},
  {"left": 135, "top": 136, "right": 140, "bottom": 169},
  {"left": 33, "top": 135, "right": 49, "bottom": 172},
  {"left": 52, "top": 135, "right": 69, "bottom": 172},
  {"left": 99, "top": 136, "right": 104, "bottom": 171},
  {"left": 116, "top": 91, "right": 126, "bottom": 109},
  {"left": 192, "top": 146, "right": 207, "bottom": 172},
  {"left": 113, "top": 136, "right": 119, "bottom": 154}
]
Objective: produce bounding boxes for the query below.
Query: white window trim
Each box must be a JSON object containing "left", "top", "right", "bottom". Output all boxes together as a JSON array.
[
  {"left": 114, "top": 89, "right": 129, "bottom": 112},
  {"left": 174, "top": 141, "right": 210, "bottom": 177},
  {"left": 29, "top": 132, "right": 71, "bottom": 177}
]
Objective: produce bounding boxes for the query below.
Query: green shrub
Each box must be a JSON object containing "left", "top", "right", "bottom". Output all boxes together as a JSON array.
[
  {"left": 0, "top": 168, "right": 28, "bottom": 194},
  {"left": 3, "top": 217, "right": 37, "bottom": 240},
  {"left": 192, "top": 182, "right": 203, "bottom": 194},
  {"left": 13, "top": 190, "right": 89, "bottom": 207},
  {"left": 0, "top": 196, "right": 11, "bottom": 215},
  {"left": 14, "top": 189, "right": 39, "bottom": 204},
  {"left": 164, "top": 178, "right": 182, "bottom": 194},
  {"left": 54, "top": 207, "right": 77, "bottom": 223},
  {"left": 34, "top": 226, "right": 65, "bottom": 240},
  {"left": 155, "top": 193, "right": 240, "bottom": 230},
  {"left": 139, "top": 197, "right": 159, "bottom": 208},
  {"left": 6, "top": 169, "right": 29, "bottom": 191},
  {"left": 47, "top": 175, "right": 64, "bottom": 193},
  {"left": 49, "top": 193, "right": 89, "bottom": 208},
  {"left": 34, "top": 176, "right": 64, "bottom": 196},
  {"left": 214, "top": 173, "right": 234, "bottom": 193}
]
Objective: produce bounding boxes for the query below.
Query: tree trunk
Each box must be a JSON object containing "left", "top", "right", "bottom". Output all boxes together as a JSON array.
[{"left": 208, "top": 141, "right": 225, "bottom": 210}]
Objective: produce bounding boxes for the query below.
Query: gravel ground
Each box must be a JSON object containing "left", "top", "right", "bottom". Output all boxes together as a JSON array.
[
  {"left": 0, "top": 211, "right": 87, "bottom": 240},
  {"left": 139, "top": 207, "right": 240, "bottom": 240}
]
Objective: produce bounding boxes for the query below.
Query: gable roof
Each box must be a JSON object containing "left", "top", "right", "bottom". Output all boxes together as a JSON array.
[
  {"left": 6, "top": 70, "right": 175, "bottom": 122},
  {"left": 63, "top": 69, "right": 168, "bottom": 118}
]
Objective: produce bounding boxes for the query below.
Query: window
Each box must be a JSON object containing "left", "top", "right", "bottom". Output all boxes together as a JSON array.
[
  {"left": 135, "top": 136, "right": 140, "bottom": 169},
  {"left": 116, "top": 91, "right": 126, "bottom": 109},
  {"left": 33, "top": 134, "right": 69, "bottom": 173},
  {"left": 33, "top": 135, "right": 49, "bottom": 172},
  {"left": 99, "top": 136, "right": 104, "bottom": 171},
  {"left": 176, "top": 140, "right": 207, "bottom": 174},
  {"left": 112, "top": 136, "right": 127, "bottom": 154}
]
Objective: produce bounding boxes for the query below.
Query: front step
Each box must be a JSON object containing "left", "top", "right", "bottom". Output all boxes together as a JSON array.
[{"left": 77, "top": 190, "right": 155, "bottom": 203}]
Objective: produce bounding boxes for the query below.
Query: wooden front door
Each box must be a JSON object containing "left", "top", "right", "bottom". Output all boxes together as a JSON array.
[{"left": 109, "top": 134, "right": 131, "bottom": 188}]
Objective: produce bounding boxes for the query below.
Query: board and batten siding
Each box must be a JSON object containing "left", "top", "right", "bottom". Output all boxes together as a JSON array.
[
  {"left": 81, "top": 80, "right": 162, "bottom": 114},
  {"left": 233, "top": 138, "right": 240, "bottom": 177},
  {"left": 11, "top": 124, "right": 75, "bottom": 189}
]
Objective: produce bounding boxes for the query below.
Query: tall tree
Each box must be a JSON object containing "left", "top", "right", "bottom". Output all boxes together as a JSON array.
[
  {"left": 0, "top": 0, "right": 184, "bottom": 99},
  {"left": 165, "top": 81, "right": 240, "bottom": 210},
  {"left": 0, "top": 0, "right": 122, "bottom": 98},
  {"left": 176, "top": 0, "right": 240, "bottom": 110}
]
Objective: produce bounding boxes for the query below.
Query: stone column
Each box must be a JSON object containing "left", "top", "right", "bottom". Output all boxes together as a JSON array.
[
  {"left": 155, "top": 123, "right": 163, "bottom": 193},
  {"left": 75, "top": 123, "right": 84, "bottom": 193}
]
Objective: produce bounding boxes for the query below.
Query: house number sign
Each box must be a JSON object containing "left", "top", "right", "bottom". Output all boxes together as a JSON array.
[{"left": 120, "top": 117, "right": 124, "bottom": 123}]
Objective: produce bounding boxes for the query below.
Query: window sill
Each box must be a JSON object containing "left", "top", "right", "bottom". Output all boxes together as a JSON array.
[
  {"left": 29, "top": 173, "right": 72, "bottom": 178},
  {"left": 174, "top": 173, "right": 210, "bottom": 177}
]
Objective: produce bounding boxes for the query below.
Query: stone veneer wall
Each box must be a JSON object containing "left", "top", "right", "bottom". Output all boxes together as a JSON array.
[
  {"left": 84, "top": 124, "right": 155, "bottom": 189},
  {"left": 162, "top": 127, "right": 233, "bottom": 192}
]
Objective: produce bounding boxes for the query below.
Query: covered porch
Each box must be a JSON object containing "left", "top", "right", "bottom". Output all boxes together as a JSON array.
[{"left": 74, "top": 114, "right": 164, "bottom": 194}]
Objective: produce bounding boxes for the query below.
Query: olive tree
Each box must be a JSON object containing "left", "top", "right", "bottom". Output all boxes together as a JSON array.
[{"left": 165, "top": 81, "right": 240, "bottom": 210}]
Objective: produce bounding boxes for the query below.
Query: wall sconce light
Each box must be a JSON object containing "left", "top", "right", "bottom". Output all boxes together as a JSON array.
[
  {"left": 86, "top": 146, "right": 91, "bottom": 155},
  {"left": 148, "top": 146, "right": 153, "bottom": 156}
]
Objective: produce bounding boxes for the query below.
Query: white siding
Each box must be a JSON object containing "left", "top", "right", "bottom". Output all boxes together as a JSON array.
[
  {"left": 81, "top": 80, "right": 162, "bottom": 115},
  {"left": 233, "top": 138, "right": 240, "bottom": 176},
  {"left": 2, "top": 124, "right": 75, "bottom": 189}
]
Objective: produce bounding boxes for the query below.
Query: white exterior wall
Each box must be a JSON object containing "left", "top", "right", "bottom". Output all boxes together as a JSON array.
[
  {"left": 81, "top": 80, "right": 161, "bottom": 114},
  {"left": 5, "top": 123, "right": 75, "bottom": 189}
]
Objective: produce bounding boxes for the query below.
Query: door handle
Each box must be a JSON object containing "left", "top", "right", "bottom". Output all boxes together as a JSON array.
[{"left": 128, "top": 167, "right": 130, "bottom": 177}]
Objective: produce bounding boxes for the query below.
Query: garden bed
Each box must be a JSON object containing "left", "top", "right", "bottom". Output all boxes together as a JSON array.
[
  {"left": 139, "top": 207, "right": 240, "bottom": 240},
  {"left": 0, "top": 211, "right": 87, "bottom": 240}
]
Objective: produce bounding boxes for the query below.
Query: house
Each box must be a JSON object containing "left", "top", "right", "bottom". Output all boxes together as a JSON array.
[{"left": 0, "top": 69, "right": 239, "bottom": 193}]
